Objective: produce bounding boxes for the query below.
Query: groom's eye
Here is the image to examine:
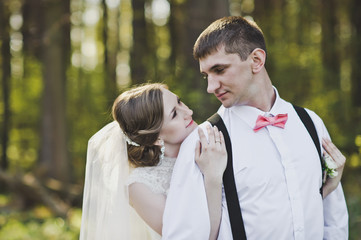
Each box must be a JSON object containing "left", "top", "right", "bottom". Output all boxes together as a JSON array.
[{"left": 215, "top": 67, "right": 224, "bottom": 74}]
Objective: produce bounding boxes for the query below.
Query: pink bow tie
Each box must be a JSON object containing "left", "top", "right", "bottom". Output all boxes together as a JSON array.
[{"left": 253, "top": 114, "right": 288, "bottom": 132}]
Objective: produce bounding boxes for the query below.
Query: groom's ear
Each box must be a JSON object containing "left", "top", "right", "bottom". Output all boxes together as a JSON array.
[{"left": 250, "top": 48, "right": 266, "bottom": 73}]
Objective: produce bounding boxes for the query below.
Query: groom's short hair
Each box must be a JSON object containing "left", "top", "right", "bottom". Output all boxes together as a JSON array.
[{"left": 193, "top": 16, "right": 267, "bottom": 61}]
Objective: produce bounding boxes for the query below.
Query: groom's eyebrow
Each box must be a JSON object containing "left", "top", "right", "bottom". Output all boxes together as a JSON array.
[
  {"left": 210, "top": 64, "right": 222, "bottom": 70},
  {"left": 210, "top": 63, "right": 229, "bottom": 71},
  {"left": 201, "top": 63, "right": 226, "bottom": 74}
]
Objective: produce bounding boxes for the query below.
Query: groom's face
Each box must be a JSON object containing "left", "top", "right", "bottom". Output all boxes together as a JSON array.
[{"left": 199, "top": 46, "right": 255, "bottom": 108}]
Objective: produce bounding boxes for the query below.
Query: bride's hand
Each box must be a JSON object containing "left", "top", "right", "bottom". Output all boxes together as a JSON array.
[
  {"left": 322, "top": 138, "right": 346, "bottom": 198},
  {"left": 195, "top": 125, "right": 227, "bottom": 179}
]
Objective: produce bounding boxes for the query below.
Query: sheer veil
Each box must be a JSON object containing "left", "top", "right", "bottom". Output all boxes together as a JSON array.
[{"left": 80, "top": 121, "right": 152, "bottom": 240}]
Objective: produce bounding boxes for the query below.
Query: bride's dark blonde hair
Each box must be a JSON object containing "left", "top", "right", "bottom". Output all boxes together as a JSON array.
[{"left": 112, "top": 83, "right": 166, "bottom": 167}]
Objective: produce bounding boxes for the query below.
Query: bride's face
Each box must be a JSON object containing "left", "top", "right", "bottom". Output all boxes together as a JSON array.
[{"left": 159, "top": 88, "right": 198, "bottom": 151}]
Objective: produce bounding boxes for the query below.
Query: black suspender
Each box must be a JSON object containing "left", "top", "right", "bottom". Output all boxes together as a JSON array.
[
  {"left": 208, "top": 113, "right": 247, "bottom": 240},
  {"left": 293, "top": 105, "right": 324, "bottom": 195}
]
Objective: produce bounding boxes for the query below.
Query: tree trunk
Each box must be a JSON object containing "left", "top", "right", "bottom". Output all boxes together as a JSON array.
[
  {"left": 0, "top": 169, "right": 70, "bottom": 217},
  {"left": 130, "top": 0, "right": 148, "bottom": 84},
  {"left": 320, "top": 0, "right": 340, "bottom": 90},
  {"left": 102, "top": 0, "right": 109, "bottom": 68},
  {"left": 296, "top": 0, "right": 314, "bottom": 45},
  {"left": 39, "top": 0, "right": 71, "bottom": 183},
  {"left": 349, "top": 0, "right": 361, "bottom": 107},
  {"left": 0, "top": 0, "right": 11, "bottom": 170},
  {"left": 22, "top": 0, "right": 44, "bottom": 59},
  {"left": 102, "top": 0, "right": 118, "bottom": 103},
  {"left": 181, "top": 0, "right": 229, "bottom": 81},
  {"left": 254, "top": 0, "right": 285, "bottom": 72},
  {"left": 185, "top": 0, "right": 229, "bottom": 70}
]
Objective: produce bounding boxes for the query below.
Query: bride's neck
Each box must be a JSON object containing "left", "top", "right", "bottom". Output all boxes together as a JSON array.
[{"left": 164, "top": 144, "right": 180, "bottom": 159}]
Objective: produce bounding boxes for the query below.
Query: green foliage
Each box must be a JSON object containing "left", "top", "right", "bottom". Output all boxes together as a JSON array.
[
  {"left": 0, "top": 205, "right": 81, "bottom": 240},
  {"left": 1, "top": 0, "right": 361, "bottom": 238},
  {"left": 66, "top": 65, "right": 112, "bottom": 180},
  {"left": 6, "top": 57, "right": 42, "bottom": 173},
  {"left": 343, "top": 166, "right": 361, "bottom": 239}
]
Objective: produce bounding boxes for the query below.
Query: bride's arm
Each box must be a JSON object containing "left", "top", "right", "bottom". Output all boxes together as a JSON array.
[
  {"left": 195, "top": 125, "right": 227, "bottom": 240},
  {"left": 321, "top": 138, "right": 346, "bottom": 198},
  {"left": 128, "top": 125, "right": 227, "bottom": 239},
  {"left": 129, "top": 183, "right": 166, "bottom": 235}
]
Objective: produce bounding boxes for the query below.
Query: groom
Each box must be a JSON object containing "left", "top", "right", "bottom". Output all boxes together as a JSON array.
[{"left": 162, "top": 16, "right": 348, "bottom": 239}]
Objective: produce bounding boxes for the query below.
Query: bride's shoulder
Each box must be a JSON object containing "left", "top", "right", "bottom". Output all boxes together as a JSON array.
[{"left": 127, "top": 157, "right": 176, "bottom": 195}]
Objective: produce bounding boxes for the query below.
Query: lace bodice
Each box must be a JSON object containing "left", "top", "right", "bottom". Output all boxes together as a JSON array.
[{"left": 127, "top": 157, "right": 176, "bottom": 195}]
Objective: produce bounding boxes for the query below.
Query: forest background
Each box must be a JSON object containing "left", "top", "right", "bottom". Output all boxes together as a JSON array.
[{"left": 0, "top": 0, "right": 360, "bottom": 239}]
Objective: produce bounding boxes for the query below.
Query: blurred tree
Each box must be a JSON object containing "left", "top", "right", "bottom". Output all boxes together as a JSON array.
[
  {"left": 254, "top": 0, "right": 302, "bottom": 100},
  {"left": 38, "top": 0, "right": 71, "bottom": 183},
  {"left": 0, "top": 0, "right": 11, "bottom": 170},
  {"left": 175, "top": 0, "right": 229, "bottom": 73},
  {"left": 320, "top": 0, "right": 340, "bottom": 90},
  {"left": 349, "top": 0, "right": 361, "bottom": 108},
  {"left": 253, "top": 0, "right": 283, "bottom": 76},
  {"left": 0, "top": 0, "right": 359, "bottom": 237},
  {"left": 296, "top": 0, "right": 312, "bottom": 45},
  {"left": 130, "top": 0, "right": 149, "bottom": 84},
  {"left": 168, "top": 0, "right": 229, "bottom": 121},
  {"left": 22, "top": 0, "right": 44, "bottom": 59},
  {"left": 102, "top": 0, "right": 119, "bottom": 103},
  {"left": 253, "top": 0, "right": 320, "bottom": 104}
]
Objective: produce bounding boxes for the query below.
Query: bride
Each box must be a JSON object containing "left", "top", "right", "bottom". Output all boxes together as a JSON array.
[{"left": 80, "top": 83, "right": 227, "bottom": 240}]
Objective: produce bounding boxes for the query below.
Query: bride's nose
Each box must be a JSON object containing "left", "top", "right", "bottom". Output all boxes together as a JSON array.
[{"left": 182, "top": 105, "right": 193, "bottom": 118}]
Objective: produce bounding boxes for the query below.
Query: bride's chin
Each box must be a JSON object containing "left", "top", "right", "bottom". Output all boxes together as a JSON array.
[{"left": 189, "top": 123, "right": 198, "bottom": 132}]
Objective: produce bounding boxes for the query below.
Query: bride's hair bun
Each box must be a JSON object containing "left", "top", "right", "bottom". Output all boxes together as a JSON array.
[{"left": 112, "top": 83, "right": 166, "bottom": 167}]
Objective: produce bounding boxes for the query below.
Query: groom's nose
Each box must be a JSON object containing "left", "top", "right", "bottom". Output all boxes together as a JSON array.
[{"left": 207, "top": 77, "right": 220, "bottom": 94}]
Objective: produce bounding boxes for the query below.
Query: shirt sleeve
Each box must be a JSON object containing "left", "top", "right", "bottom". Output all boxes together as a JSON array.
[
  {"left": 306, "top": 109, "right": 349, "bottom": 239},
  {"left": 162, "top": 123, "right": 211, "bottom": 239}
]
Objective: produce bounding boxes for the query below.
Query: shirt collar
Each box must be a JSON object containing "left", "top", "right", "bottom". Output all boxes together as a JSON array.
[
  {"left": 267, "top": 87, "right": 289, "bottom": 116},
  {"left": 225, "top": 86, "right": 288, "bottom": 130}
]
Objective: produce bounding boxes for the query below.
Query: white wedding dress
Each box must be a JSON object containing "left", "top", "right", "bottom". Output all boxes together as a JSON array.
[
  {"left": 80, "top": 121, "right": 176, "bottom": 240},
  {"left": 127, "top": 156, "right": 176, "bottom": 239}
]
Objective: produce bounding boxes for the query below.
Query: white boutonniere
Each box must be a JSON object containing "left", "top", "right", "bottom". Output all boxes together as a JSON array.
[{"left": 323, "top": 154, "right": 338, "bottom": 180}]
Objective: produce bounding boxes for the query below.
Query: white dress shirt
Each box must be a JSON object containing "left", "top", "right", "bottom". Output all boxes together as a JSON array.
[{"left": 162, "top": 89, "right": 348, "bottom": 240}]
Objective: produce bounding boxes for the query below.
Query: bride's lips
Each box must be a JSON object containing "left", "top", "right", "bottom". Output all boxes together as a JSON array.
[{"left": 186, "top": 120, "right": 194, "bottom": 128}]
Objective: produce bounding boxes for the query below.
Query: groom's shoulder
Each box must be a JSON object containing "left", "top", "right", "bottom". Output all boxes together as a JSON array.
[{"left": 182, "top": 122, "right": 211, "bottom": 145}]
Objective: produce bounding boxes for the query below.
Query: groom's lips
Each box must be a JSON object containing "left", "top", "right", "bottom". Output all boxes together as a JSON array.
[{"left": 216, "top": 91, "right": 227, "bottom": 99}]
